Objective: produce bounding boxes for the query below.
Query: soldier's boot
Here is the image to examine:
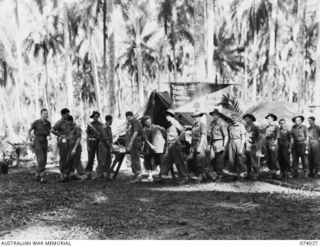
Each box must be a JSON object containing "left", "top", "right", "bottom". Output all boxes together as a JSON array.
[
  {"left": 303, "top": 171, "right": 309, "bottom": 178},
  {"left": 251, "top": 173, "right": 259, "bottom": 181},
  {"left": 197, "top": 172, "right": 207, "bottom": 183},
  {"left": 177, "top": 177, "right": 189, "bottom": 185},
  {"left": 273, "top": 170, "right": 281, "bottom": 180},
  {"left": 129, "top": 173, "right": 142, "bottom": 183},
  {"left": 237, "top": 172, "right": 247, "bottom": 182},
  {"left": 34, "top": 173, "right": 41, "bottom": 182},
  {"left": 40, "top": 177, "right": 47, "bottom": 183},
  {"left": 286, "top": 172, "right": 293, "bottom": 179},
  {"left": 292, "top": 170, "right": 299, "bottom": 178},
  {"left": 59, "top": 174, "right": 69, "bottom": 182}
]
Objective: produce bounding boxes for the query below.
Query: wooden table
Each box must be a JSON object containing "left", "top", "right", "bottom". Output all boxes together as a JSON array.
[{"left": 107, "top": 151, "right": 127, "bottom": 180}]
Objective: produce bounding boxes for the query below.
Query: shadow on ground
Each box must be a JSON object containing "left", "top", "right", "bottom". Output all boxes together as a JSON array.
[{"left": 1, "top": 166, "right": 320, "bottom": 240}]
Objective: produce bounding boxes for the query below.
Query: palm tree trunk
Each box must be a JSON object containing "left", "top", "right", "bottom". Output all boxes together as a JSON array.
[
  {"left": 315, "top": 1, "right": 320, "bottom": 114},
  {"left": 207, "top": 0, "right": 215, "bottom": 82},
  {"left": 14, "top": 0, "right": 23, "bottom": 123},
  {"left": 88, "top": 28, "right": 102, "bottom": 114},
  {"left": 135, "top": 7, "right": 144, "bottom": 107},
  {"left": 269, "top": 0, "right": 278, "bottom": 100},
  {"left": 106, "top": 0, "right": 116, "bottom": 115},
  {"left": 0, "top": 87, "right": 15, "bottom": 138},
  {"left": 63, "top": 3, "right": 74, "bottom": 111},
  {"left": 44, "top": 62, "right": 49, "bottom": 112}
]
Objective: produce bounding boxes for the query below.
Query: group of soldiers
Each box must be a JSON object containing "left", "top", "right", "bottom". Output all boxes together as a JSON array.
[
  {"left": 28, "top": 108, "right": 113, "bottom": 183},
  {"left": 27, "top": 106, "right": 320, "bottom": 184}
]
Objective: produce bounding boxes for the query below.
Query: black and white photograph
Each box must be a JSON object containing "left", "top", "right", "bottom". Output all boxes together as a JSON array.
[{"left": 0, "top": 0, "right": 320, "bottom": 243}]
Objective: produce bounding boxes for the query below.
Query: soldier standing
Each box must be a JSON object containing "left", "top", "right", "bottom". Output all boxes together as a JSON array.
[
  {"left": 264, "top": 113, "right": 281, "bottom": 179},
  {"left": 51, "top": 108, "right": 72, "bottom": 182},
  {"left": 125, "top": 111, "right": 146, "bottom": 183},
  {"left": 228, "top": 113, "right": 247, "bottom": 179},
  {"left": 141, "top": 115, "right": 166, "bottom": 182},
  {"left": 243, "top": 113, "right": 260, "bottom": 180},
  {"left": 96, "top": 115, "right": 113, "bottom": 180},
  {"left": 166, "top": 109, "right": 183, "bottom": 146},
  {"left": 85, "top": 111, "right": 103, "bottom": 179},
  {"left": 28, "top": 109, "right": 52, "bottom": 183},
  {"left": 66, "top": 115, "right": 85, "bottom": 179},
  {"left": 278, "top": 119, "right": 292, "bottom": 178},
  {"left": 291, "top": 115, "right": 308, "bottom": 178},
  {"left": 307, "top": 116, "right": 320, "bottom": 178},
  {"left": 190, "top": 112, "right": 207, "bottom": 182},
  {"left": 208, "top": 109, "right": 228, "bottom": 181}
]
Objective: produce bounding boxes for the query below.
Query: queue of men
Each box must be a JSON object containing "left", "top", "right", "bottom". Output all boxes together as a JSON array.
[{"left": 28, "top": 107, "right": 320, "bottom": 184}]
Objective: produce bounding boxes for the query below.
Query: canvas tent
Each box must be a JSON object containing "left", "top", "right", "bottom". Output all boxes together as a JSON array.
[{"left": 246, "top": 102, "right": 299, "bottom": 125}]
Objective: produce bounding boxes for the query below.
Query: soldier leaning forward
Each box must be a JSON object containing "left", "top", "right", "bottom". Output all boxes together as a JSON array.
[
  {"left": 28, "top": 108, "right": 52, "bottom": 183},
  {"left": 85, "top": 111, "right": 103, "bottom": 176},
  {"left": 208, "top": 109, "right": 228, "bottom": 181},
  {"left": 51, "top": 108, "right": 72, "bottom": 181},
  {"left": 291, "top": 115, "right": 308, "bottom": 178},
  {"left": 243, "top": 113, "right": 260, "bottom": 180},
  {"left": 96, "top": 115, "right": 113, "bottom": 180},
  {"left": 159, "top": 127, "right": 191, "bottom": 184},
  {"left": 264, "top": 113, "right": 281, "bottom": 179},
  {"left": 65, "top": 115, "right": 85, "bottom": 180},
  {"left": 165, "top": 109, "right": 183, "bottom": 147},
  {"left": 307, "top": 116, "right": 320, "bottom": 178},
  {"left": 141, "top": 115, "right": 166, "bottom": 182},
  {"left": 190, "top": 111, "right": 207, "bottom": 182},
  {"left": 278, "top": 119, "right": 292, "bottom": 178}
]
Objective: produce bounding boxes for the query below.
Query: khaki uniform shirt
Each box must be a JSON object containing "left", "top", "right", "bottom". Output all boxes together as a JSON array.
[
  {"left": 291, "top": 124, "right": 307, "bottom": 142},
  {"left": 228, "top": 122, "right": 246, "bottom": 141}
]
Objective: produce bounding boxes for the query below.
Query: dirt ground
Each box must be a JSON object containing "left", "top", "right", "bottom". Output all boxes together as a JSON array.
[{"left": 1, "top": 164, "right": 320, "bottom": 240}]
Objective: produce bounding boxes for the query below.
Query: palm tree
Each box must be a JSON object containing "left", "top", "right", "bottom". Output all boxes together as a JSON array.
[
  {"left": 24, "top": 0, "right": 63, "bottom": 114},
  {"left": 232, "top": 0, "right": 269, "bottom": 103},
  {"left": 157, "top": 0, "right": 194, "bottom": 82},
  {"left": 117, "top": 3, "right": 161, "bottom": 106}
]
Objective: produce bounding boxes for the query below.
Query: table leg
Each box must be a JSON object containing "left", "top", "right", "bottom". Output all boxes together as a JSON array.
[{"left": 113, "top": 154, "right": 126, "bottom": 180}]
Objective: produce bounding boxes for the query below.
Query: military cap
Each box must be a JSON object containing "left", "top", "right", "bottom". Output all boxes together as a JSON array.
[
  {"left": 191, "top": 111, "right": 204, "bottom": 118},
  {"left": 90, "top": 111, "right": 100, "bottom": 118},
  {"left": 308, "top": 116, "right": 316, "bottom": 121},
  {"left": 292, "top": 115, "right": 304, "bottom": 123},
  {"left": 243, "top": 113, "right": 256, "bottom": 122},
  {"left": 265, "top": 113, "right": 277, "bottom": 121},
  {"left": 61, "top": 108, "right": 70, "bottom": 115}
]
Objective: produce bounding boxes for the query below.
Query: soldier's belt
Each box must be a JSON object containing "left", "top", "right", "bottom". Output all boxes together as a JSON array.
[
  {"left": 89, "top": 138, "right": 98, "bottom": 141},
  {"left": 293, "top": 140, "right": 306, "bottom": 143},
  {"left": 213, "top": 139, "right": 223, "bottom": 142},
  {"left": 230, "top": 138, "right": 241, "bottom": 141}
]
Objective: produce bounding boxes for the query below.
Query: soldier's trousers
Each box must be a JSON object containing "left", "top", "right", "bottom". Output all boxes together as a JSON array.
[
  {"left": 34, "top": 138, "right": 48, "bottom": 177},
  {"left": 144, "top": 153, "right": 162, "bottom": 171},
  {"left": 209, "top": 140, "right": 224, "bottom": 176},
  {"left": 86, "top": 139, "right": 99, "bottom": 172},
  {"left": 58, "top": 139, "right": 70, "bottom": 176},
  {"left": 229, "top": 140, "right": 246, "bottom": 173},
  {"left": 68, "top": 144, "right": 84, "bottom": 175},
  {"left": 245, "top": 144, "right": 259, "bottom": 175},
  {"left": 278, "top": 143, "right": 291, "bottom": 173},
  {"left": 96, "top": 142, "right": 112, "bottom": 176},
  {"left": 192, "top": 140, "right": 207, "bottom": 175},
  {"left": 308, "top": 140, "right": 320, "bottom": 175},
  {"left": 160, "top": 143, "right": 188, "bottom": 178},
  {"left": 266, "top": 139, "right": 280, "bottom": 171},
  {"left": 131, "top": 147, "right": 142, "bottom": 175},
  {"left": 292, "top": 142, "right": 308, "bottom": 173}
]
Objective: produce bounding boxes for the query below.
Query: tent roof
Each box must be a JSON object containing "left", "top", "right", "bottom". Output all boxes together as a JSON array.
[{"left": 246, "top": 102, "right": 299, "bottom": 124}]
